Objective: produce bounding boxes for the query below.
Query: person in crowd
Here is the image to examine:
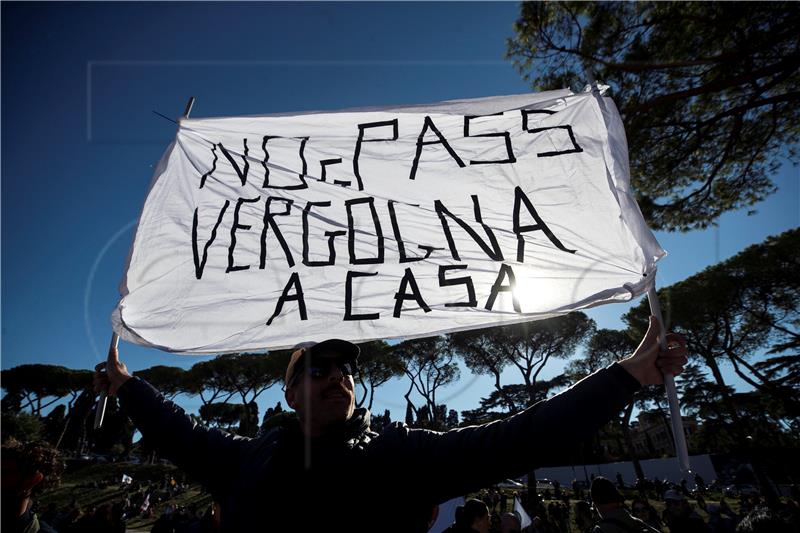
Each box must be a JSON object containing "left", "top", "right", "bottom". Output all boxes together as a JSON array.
[
  {"left": 663, "top": 489, "right": 710, "bottom": 533},
  {"left": 499, "top": 512, "right": 521, "bottom": 533},
  {"left": 443, "top": 499, "right": 490, "bottom": 533},
  {"left": 462, "top": 499, "right": 491, "bottom": 533},
  {"left": 52, "top": 505, "right": 82, "bottom": 533},
  {"left": 72, "top": 506, "right": 97, "bottom": 532},
  {"left": 696, "top": 493, "right": 708, "bottom": 513},
  {"left": 499, "top": 492, "right": 508, "bottom": 514},
  {"left": 630, "top": 496, "right": 662, "bottom": 531},
  {"left": 574, "top": 500, "right": 596, "bottom": 533},
  {"left": 85, "top": 503, "right": 125, "bottom": 533},
  {"left": 706, "top": 503, "right": 737, "bottom": 533},
  {"left": 694, "top": 473, "right": 707, "bottom": 493},
  {"left": 40, "top": 502, "right": 59, "bottom": 527},
  {"left": 652, "top": 478, "right": 663, "bottom": 499},
  {"left": 530, "top": 515, "right": 548, "bottom": 532},
  {"left": 150, "top": 510, "right": 173, "bottom": 533},
  {"left": 573, "top": 478, "right": 584, "bottom": 500},
  {"left": 590, "top": 476, "right": 659, "bottom": 533},
  {"left": 1, "top": 438, "right": 63, "bottom": 533},
  {"left": 783, "top": 498, "right": 800, "bottom": 530},
  {"left": 94, "top": 317, "right": 688, "bottom": 532},
  {"left": 185, "top": 501, "right": 222, "bottom": 533},
  {"left": 553, "top": 479, "right": 562, "bottom": 500},
  {"left": 634, "top": 478, "right": 646, "bottom": 498},
  {"left": 735, "top": 506, "right": 793, "bottom": 533}
]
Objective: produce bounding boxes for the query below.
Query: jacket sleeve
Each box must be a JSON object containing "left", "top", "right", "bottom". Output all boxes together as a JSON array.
[
  {"left": 395, "top": 363, "right": 640, "bottom": 502},
  {"left": 116, "top": 377, "right": 249, "bottom": 496}
]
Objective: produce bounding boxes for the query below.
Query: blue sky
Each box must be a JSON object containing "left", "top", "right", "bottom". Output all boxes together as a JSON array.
[{"left": 2, "top": 2, "right": 798, "bottom": 422}]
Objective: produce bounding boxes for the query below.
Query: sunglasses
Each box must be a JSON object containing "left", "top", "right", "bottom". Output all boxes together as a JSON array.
[{"left": 287, "top": 353, "right": 357, "bottom": 388}]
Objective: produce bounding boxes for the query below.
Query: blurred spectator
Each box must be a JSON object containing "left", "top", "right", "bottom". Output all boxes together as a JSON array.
[
  {"left": 630, "top": 496, "right": 662, "bottom": 531},
  {"left": 706, "top": 503, "right": 737, "bottom": 533},
  {"left": 735, "top": 507, "right": 792, "bottom": 533},
  {"left": 1, "top": 438, "right": 63, "bottom": 533},
  {"left": 694, "top": 473, "right": 707, "bottom": 493},
  {"left": 663, "top": 489, "right": 710, "bottom": 533},
  {"left": 574, "top": 500, "right": 595, "bottom": 533},
  {"left": 530, "top": 516, "right": 547, "bottom": 532},
  {"left": 573, "top": 478, "right": 585, "bottom": 500},
  {"left": 590, "top": 476, "right": 658, "bottom": 533},
  {"left": 185, "top": 502, "right": 221, "bottom": 533},
  {"left": 443, "top": 499, "right": 490, "bottom": 533},
  {"left": 499, "top": 512, "right": 521, "bottom": 533}
]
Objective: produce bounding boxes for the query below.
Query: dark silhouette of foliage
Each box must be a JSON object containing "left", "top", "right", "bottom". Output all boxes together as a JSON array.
[
  {"left": 451, "top": 313, "right": 595, "bottom": 405},
  {"left": 625, "top": 229, "right": 800, "bottom": 424},
  {"left": 1, "top": 364, "right": 92, "bottom": 417},
  {"left": 134, "top": 366, "right": 187, "bottom": 401},
  {"left": 354, "top": 340, "right": 404, "bottom": 411},
  {"left": 507, "top": 2, "right": 800, "bottom": 231},
  {"left": 392, "top": 336, "right": 459, "bottom": 428}
]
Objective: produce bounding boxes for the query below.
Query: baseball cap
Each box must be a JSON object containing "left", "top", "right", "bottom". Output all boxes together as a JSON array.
[
  {"left": 664, "top": 489, "right": 685, "bottom": 502},
  {"left": 590, "top": 477, "right": 624, "bottom": 505},
  {"left": 284, "top": 339, "right": 360, "bottom": 385}
]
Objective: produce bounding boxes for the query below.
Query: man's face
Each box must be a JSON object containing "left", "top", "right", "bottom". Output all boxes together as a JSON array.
[
  {"left": 1, "top": 458, "right": 43, "bottom": 510},
  {"left": 285, "top": 351, "right": 356, "bottom": 433}
]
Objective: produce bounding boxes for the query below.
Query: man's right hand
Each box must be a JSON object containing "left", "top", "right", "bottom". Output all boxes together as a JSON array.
[{"left": 93, "top": 345, "right": 133, "bottom": 396}]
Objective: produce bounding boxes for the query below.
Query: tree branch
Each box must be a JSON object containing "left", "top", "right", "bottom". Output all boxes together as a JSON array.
[{"left": 628, "top": 53, "right": 800, "bottom": 114}]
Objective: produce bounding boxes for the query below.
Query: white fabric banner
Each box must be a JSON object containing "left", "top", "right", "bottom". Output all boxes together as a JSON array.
[
  {"left": 112, "top": 89, "right": 664, "bottom": 353},
  {"left": 514, "top": 497, "right": 532, "bottom": 529}
]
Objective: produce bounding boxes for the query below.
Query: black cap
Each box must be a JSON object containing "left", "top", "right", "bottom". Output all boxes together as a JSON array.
[{"left": 284, "top": 339, "right": 360, "bottom": 385}]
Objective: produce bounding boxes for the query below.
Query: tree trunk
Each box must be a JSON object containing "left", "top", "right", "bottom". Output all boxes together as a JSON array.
[
  {"left": 727, "top": 353, "right": 800, "bottom": 418},
  {"left": 54, "top": 413, "right": 71, "bottom": 450},
  {"left": 703, "top": 354, "right": 745, "bottom": 430}
]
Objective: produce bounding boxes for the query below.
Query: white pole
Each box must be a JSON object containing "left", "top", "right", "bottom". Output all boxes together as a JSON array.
[
  {"left": 93, "top": 332, "right": 119, "bottom": 429},
  {"left": 647, "top": 282, "right": 692, "bottom": 476},
  {"left": 182, "top": 97, "right": 196, "bottom": 120},
  {"left": 94, "top": 97, "right": 196, "bottom": 431},
  {"left": 582, "top": 64, "right": 691, "bottom": 478}
]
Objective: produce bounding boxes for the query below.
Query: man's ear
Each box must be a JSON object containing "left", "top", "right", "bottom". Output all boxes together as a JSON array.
[{"left": 285, "top": 387, "right": 297, "bottom": 409}]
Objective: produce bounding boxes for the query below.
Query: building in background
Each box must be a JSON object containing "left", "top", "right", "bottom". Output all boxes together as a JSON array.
[{"left": 631, "top": 411, "right": 698, "bottom": 457}]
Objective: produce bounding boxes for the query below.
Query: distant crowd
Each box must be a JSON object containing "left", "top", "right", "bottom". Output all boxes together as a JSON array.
[
  {"left": 30, "top": 474, "right": 800, "bottom": 533},
  {"left": 24, "top": 472, "right": 211, "bottom": 533},
  {"left": 4, "top": 438, "right": 799, "bottom": 533},
  {"left": 444, "top": 474, "right": 800, "bottom": 533}
]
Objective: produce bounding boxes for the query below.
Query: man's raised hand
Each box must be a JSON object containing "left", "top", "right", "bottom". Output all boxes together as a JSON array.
[
  {"left": 619, "top": 315, "right": 689, "bottom": 386},
  {"left": 93, "top": 345, "right": 132, "bottom": 396}
]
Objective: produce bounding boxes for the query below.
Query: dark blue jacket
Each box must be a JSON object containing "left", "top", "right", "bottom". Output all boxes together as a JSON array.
[{"left": 117, "top": 363, "right": 639, "bottom": 532}]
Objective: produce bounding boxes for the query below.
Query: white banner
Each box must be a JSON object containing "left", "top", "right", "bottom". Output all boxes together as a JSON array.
[{"left": 112, "top": 89, "right": 664, "bottom": 353}]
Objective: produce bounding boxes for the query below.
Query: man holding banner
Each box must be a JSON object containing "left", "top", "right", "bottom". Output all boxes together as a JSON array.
[
  {"left": 97, "top": 88, "right": 690, "bottom": 531},
  {"left": 95, "top": 317, "right": 686, "bottom": 532}
]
